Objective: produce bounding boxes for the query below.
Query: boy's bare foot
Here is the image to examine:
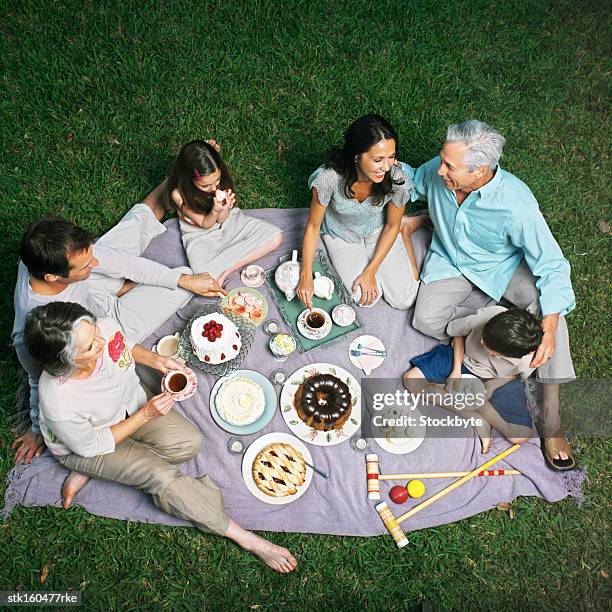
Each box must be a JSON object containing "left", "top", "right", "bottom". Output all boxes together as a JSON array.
[
  {"left": 474, "top": 418, "right": 492, "bottom": 454},
  {"left": 225, "top": 521, "right": 297, "bottom": 573},
  {"left": 62, "top": 471, "right": 91, "bottom": 509}
]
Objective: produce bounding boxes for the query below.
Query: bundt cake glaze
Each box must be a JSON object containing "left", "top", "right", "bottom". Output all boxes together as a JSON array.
[{"left": 294, "top": 373, "right": 352, "bottom": 431}]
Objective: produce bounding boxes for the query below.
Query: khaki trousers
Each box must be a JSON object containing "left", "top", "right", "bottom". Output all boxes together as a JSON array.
[
  {"left": 59, "top": 410, "right": 230, "bottom": 535},
  {"left": 413, "top": 261, "right": 575, "bottom": 383}
]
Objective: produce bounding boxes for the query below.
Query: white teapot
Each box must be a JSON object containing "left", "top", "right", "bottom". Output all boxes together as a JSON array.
[{"left": 274, "top": 250, "right": 301, "bottom": 301}]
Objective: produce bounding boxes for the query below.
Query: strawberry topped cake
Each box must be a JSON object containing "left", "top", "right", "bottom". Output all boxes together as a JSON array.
[{"left": 190, "top": 313, "right": 242, "bottom": 364}]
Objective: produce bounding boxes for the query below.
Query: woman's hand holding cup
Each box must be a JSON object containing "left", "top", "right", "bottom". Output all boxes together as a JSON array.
[
  {"left": 142, "top": 392, "right": 174, "bottom": 421},
  {"left": 352, "top": 270, "right": 378, "bottom": 306},
  {"left": 157, "top": 355, "right": 188, "bottom": 375}
]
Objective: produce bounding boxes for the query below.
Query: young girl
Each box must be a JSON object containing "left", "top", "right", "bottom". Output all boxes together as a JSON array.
[
  {"left": 296, "top": 115, "right": 423, "bottom": 310},
  {"left": 166, "top": 140, "right": 283, "bottom": 285}
]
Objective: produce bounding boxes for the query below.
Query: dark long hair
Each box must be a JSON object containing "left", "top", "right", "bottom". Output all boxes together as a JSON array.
[
  {"left": 166, "top": 140, "right": 236, "bottom": 215},
  {"left": 325, "top": 114, "right": 404, "bottom": 205}
]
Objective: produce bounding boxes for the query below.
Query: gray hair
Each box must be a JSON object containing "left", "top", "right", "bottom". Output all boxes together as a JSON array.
[
  {"left": 24, "top": 302, "right": 96, "bottom": 377},
  {"left": 446, "top": 120, "right": 506, "bottom": 171}
]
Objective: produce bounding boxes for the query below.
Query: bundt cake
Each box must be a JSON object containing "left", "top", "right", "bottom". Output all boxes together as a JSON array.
[{"left": 294, "top": 373, "right": 352, "bottom": 431}]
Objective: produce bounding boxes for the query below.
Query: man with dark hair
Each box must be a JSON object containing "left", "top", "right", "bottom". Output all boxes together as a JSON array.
[
  {"left": 404, "top": 306, "right": 541, "bottom": 453},
  {"left": 12, "top": 198, "right": 226, "bottom": 464}
]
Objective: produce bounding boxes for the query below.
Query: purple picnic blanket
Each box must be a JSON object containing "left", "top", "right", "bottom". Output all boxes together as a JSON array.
[{"left": 2, "top": 208, "right": 583, "bottom": 535}]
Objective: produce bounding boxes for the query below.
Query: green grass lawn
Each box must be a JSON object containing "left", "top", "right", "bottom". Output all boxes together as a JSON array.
[{"left": 1, "top": 0, "right": 610, "bottom": 609}]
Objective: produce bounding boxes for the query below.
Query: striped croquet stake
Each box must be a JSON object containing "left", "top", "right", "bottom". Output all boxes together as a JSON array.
[{"left": 366, "top": 453, "right": 381, "bottom": 500}]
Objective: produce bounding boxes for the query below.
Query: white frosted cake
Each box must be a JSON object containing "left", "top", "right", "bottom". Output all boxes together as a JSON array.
[
  {"left": 190, "top": 313, "right": 241, "bottom": 364},
  {"left": 216, "top": 376, "right": 265, "bottom": 425}
]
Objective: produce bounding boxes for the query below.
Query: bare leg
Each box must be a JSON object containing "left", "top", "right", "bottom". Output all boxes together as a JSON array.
[
  {"left": 400, "top": 219, "right": 420, "bottom": 281},
  {"left": 541, "top": 383, "right": 567, "bottom": 460},
  {"left": 216, "top": 232, "right": 284, "bottom": 286},
  {"left": 224, "top": 520, "right": 297, "bottom": 573},
  {"left": 62, "top": 471, "right": 91, "bottom": 509},
  {"left": 142, "top": 179, "right": 168, "bottom": 221}
]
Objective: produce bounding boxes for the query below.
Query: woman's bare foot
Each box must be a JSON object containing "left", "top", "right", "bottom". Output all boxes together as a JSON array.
[
  {"left": 62, "top": 471, "right": 91, "bottom": 509},
  {"left": 225, "top": 520, "right": 297, "bottom": 573},
  {"left": 474, "top": 418, "right": 492, "bottom": 454}
]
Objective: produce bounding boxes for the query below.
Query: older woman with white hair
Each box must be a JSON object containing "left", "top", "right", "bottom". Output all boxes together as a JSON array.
[
  {"left": 401, "top": 119, "right": 577, "bottom": 471},
  {"left": 24, "top": 302, "right": 297, "bottom": 573}
]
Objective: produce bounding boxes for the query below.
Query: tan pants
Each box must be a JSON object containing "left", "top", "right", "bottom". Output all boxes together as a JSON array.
[{"left": 59, "top": 410, "right": 230, "bottom": 535}]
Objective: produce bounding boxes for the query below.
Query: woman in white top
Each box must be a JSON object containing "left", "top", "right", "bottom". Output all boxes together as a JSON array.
[
  {"left": 25, "top": 302, "right": 297, "bottom": 573},
  {"left": 297, "top": 115, "right": 426, "bottom": 310}
]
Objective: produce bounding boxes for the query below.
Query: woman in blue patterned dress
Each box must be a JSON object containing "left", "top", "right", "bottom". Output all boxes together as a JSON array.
[{"left": 296, "top": 115, "right": 424, "bottom": 310}]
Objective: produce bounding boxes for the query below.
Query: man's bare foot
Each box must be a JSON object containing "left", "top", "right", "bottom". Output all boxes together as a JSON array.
[
  {"left": 225, "top": 521, "right": 297, "bottom": 573},
  {"left": 474, "top": 418, "right": 492, "bottom": 454},
  {"left": 62, "top": 472, "right": 91, "bottom": 509}
]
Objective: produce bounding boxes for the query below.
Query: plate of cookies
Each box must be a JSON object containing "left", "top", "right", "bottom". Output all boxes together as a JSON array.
[
  {"left": 280, "top": 363, "right": 361, "bottom": 446},
  {"left": 242, "top": 432, "right": 313, "bottom": 505}
]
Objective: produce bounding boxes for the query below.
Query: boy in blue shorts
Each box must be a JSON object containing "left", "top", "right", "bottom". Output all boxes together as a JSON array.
[{"left": 404, "top": 306, "right": 540, "bottom": 452}]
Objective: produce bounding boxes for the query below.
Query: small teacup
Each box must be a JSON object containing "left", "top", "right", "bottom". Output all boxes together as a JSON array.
[
  {"left": 241, "top": 264, "right": 265, "bottom": 288},
  {"left": 244, "top": 265, "right": 261, "bottom": 281},
  {"left": 163, "top": 370, "right": 188, "bottom": 394},
  {"left": 305, "top": 310, "right": 326, "bottom": 330},
  {"left": 156, "top": 333, "right": 180, "bottom": 360}
]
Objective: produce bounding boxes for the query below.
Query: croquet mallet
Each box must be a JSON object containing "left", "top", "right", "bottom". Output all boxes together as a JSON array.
[
  {"left": 374, "top": 444, "right": 521, "bottom": 548},
  {"left": 366, "top": 453, "right": 521, "bottom": 501}
]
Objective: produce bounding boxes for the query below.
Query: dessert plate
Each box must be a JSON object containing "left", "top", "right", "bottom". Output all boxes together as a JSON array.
[
  {"left": 349, "top": 335, "right": 386, "bottom": 376},
  {"left": 222, "top": 287, "right": 268, "bottom": 326},
  {"left": 178, "top": 304, "right": 256, "bottom": 377},
  {"left": 280, "top": 362, "right": 361, "bottom": 446},
  {"left": 374, "top": 406, "right": 427, "bottom": 455},
  {"left": 242, "top": 432, "right": 313, "bottom": 505},
  {"left": 296, "top": 308, "right": 332, "bottom": 340},
  {"left": 210, "top": 369, "right": 277, "bottom": 435}
]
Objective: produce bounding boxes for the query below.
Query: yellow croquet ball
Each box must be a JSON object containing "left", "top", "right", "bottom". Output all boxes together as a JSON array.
[{"left": 407, "top": 479, "right": 425, "bottom": 498}]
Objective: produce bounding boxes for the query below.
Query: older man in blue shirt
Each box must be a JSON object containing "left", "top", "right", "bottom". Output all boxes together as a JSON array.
[{"left": 401, "top": 120, "right": 576, "bottom": 470}]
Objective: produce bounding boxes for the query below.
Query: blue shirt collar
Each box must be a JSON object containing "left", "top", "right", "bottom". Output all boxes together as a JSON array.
[{"left": 475, "top": 165, "right": 503, "bottom": 199}]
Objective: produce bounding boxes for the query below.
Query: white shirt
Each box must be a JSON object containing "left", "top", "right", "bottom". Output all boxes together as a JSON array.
[
  {"left": 447, "top": 305, "right": 535, "bottom": 379},
  {"left": 12, "top": 243, "right": 180, "bottom": 432},
  {"left": 38, "top": 318, "right": 146, "bottom": 458}
]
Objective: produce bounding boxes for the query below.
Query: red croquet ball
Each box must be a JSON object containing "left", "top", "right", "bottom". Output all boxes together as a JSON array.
[{"left": 389, "top": 485, "right": 409, "bottom": 504}]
